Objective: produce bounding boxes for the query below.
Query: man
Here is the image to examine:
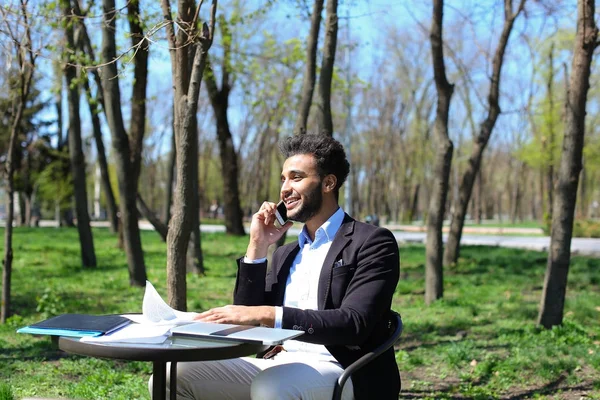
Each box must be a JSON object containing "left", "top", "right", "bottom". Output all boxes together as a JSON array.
[{"left": 154, "top": 134, "right": 400, "bottom": 399}]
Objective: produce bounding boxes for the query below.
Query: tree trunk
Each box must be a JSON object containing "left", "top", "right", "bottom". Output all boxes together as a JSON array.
[
  {"left": 82, "top": 78, "right": 119, "bottom": 233},
  {"left": 54, "top": 64, "right": 64, "bottom": 227},
  {"left": 578, "top": 163, "right": 586, "bottom": 218},
  {"left": 537, "top": 0, "right": 596, "bottom": 329},
  {"left": 443, "top": 0, "right": 525, "bottom": 266},
  {"left": 510, "top": 169, "right": 517, "bottom": 224},
  {"left": 475, "top": 170, "right": 482, "bottom": 224},
  {"left": 2, "top": 128, "right": 17, "bottom": 321},
  {"left": 187, "top": 111, "right": 204, "bottom": 275},
  {"left": 215, "top": 105, "right": 246, "bottom": 235},
  {"left": 204, "top": 65, "right": 245, "bottom": 236},
  {"left": 425, "top": 0, "right": 454, "bottom": 305},
  {"left": 164, "top": 120, "right": 176, "bottom": 224},
  {"left": 510, "top": 161, "right": 522, "bottom": 224},
  {"left": 546, "top": 43, "right": 556, "bottom": 224},
  {"left": 17, "top": 194, "right": 25, "bottom": 226},
  {"left": 127, "top": 0, "right": 149, "bottom": 188},
  {"left": 100, "top": 0, "right": 146, "bottom": 286},
  {"left": 539, "top": 168, "right": 546, "bottom": 223},
  {"left": 63, "top": 2, "right": 96, "bottom": 268},
  {"left": 162, "top": 0, "right": 216, "bottom": 309},
  {"left": 314, "top": 0, "right": 338, "bottom": 137},
  {"left": 294, "top": 0, "right": 324, "bottom": 135},
  {"left": 409, "top": 183, "right": 420, "bottom": 222},
  {"left": 2, "top": 96, "right": 24, "bottom": 323}
]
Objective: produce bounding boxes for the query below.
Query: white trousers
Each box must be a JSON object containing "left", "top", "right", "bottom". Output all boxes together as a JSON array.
[{"left": 149, "top": 352, "right": 354, "bottom": 400}]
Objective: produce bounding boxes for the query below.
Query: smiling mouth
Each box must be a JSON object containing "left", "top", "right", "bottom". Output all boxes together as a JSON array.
[{"left": 284, "top": 198, "right": 300, "bottom": 209}]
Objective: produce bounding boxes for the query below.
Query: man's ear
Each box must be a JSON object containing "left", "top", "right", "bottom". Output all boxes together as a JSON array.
[{"left": 323, "top": 175, "right": 337, "bottom": 193}]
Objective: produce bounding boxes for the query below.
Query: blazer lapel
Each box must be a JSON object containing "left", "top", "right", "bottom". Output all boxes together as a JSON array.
[{"left": 317, "top": 214, "right": 355, "bottom": 310}]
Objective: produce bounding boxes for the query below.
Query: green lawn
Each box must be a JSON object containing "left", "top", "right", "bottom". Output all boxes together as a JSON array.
[{"left": 0, "top": 227, "right": 599, "bottom": 399}]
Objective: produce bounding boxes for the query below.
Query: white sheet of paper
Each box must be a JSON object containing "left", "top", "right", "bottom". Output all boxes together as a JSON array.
[{"left": 138, "top": 281, "right": 198, "bottom": 325}]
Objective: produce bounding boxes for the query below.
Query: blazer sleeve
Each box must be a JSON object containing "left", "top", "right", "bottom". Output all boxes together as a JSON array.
[
  {"left": 232, "top": 257, "right": 268, "bottom": 306},
  {"left": 281, "top": 227, "right": 399, "bottom": 346}
]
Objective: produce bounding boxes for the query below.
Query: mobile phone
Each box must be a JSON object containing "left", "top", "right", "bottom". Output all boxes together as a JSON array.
[{"left": 275, "top": 200, "right": 288, "bottom": 226}]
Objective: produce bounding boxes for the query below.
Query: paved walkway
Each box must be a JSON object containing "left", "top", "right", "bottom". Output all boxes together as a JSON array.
[
  {"left": 26, "top": 220, "right": 600, "bottom": 257},
  {"left": 158, "top": 222, "right": 600, "bottom": 257}
]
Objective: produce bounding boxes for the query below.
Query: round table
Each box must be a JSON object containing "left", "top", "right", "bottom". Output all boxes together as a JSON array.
[{"left": 59, "top": 337, "right": 268, "bottom": 400}]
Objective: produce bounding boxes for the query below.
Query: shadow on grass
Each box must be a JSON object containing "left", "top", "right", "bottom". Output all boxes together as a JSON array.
[
  {"left": 505, "top": 378, "right": 598, "bottom": 399},
  {"left": 0, "top": 339, "right": 67, "bottom": 362},
  {"left": 400, "top": 376, "right": 598, "bottom": 399}
]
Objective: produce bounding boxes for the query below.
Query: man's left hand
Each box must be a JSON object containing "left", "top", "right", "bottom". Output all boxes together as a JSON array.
[{"left": 193, "top": 305, "right": 275, "bottom": 328}]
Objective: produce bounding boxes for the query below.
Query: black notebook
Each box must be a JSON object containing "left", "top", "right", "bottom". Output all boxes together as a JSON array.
[{"left": 17, "top": 314, "right": 131, "bottom": 338}]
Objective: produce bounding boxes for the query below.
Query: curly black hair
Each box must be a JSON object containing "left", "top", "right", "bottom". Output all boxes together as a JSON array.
[{"left": 279, "top": 135, "right": 350, "bottom": 198}]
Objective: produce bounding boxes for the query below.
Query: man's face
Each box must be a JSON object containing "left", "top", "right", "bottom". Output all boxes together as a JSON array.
[{"left": 280, "top": 154, "right": 323, "bottom": 223}]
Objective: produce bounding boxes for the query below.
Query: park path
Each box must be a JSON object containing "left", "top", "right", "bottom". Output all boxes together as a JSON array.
[{"left": 28, "top": 219, "right": 600, "bottom": 257}]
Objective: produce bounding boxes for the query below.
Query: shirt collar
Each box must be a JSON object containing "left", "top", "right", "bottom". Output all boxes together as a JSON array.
[{"left": 298, "top": 207, "right": 345, "bottom": 247}]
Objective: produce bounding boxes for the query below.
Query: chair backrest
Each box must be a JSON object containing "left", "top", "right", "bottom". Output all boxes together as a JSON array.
[{"left": 331, "top": 311, "right": 403, "bottom": 400}]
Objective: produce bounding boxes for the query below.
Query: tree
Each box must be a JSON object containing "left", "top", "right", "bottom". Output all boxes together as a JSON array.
[
  {"left": 443, "top": 0, "right": 526, "bottom": 266},
  {"left": 203, "top": 14, "right": 245, "bottom": 236},
  {"left": 161, "top": 0, "right": 216, "bottom": 309},
  {"left": 537, "top": 0, "right": 597, "bottom": 329},
  {"left": 0, "top": 78, "right": 52, "bottom": 227},
  {"left": 294, "top": 0, "right": 324, "bottom": 135},
  {"left": 1, "top": 0, "right": 39, "bottom": 322},
  {"left": 99, "top": 0, "right": 149, "bottom": 286},
  {"left": 70, "top": 0, "right": 119, "bottom": 234},
  {"left": 314, "top": 0, "right": 338, "bottom": 137},
  {"left": 61, "top": 0, "right": 96, "bottom": 267},
  {"left": 425, "top": 0, "right": 454, "bottom": 305}
]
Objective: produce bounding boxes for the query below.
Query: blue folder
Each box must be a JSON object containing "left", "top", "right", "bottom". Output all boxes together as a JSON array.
[
  {"left": 17, "top": 313, "right": 131, "bottom": 338},
  {"left": 17, "top": 326, "right": 103, "bottom": 338}
]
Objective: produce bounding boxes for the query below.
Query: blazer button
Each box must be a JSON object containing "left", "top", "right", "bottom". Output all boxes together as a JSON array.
[
  {"left": 293, "top": 325, "right": 299, "bottom": 330},
  {"left": 308, "top": 327, "right": 314, "bottom": 334}
]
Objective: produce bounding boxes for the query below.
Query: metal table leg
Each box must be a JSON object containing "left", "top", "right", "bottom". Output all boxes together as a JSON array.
[
  {"left": 152, "top": 361, "right": 167, "bottom": 400},
  {"left": 170, "top": 361, "right": 178, "bottom": 400}
]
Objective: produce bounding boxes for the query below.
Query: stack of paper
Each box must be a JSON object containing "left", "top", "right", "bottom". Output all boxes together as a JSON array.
[{"left": 81, "top": 281, "right": 198, "bottom": 344}]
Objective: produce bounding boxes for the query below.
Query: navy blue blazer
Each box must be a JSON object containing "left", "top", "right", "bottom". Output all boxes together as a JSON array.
[{"left": 233, "top": 214, "right": 401, "bottom": 399}]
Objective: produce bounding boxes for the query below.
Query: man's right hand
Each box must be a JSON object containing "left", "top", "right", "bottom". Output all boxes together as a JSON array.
[{"left": 245, "top": 201, "right": 293, "bottom": 259}]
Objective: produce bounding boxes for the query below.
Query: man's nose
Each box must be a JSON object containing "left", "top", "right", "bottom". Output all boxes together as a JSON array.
[{"left": 281, "top": 178, "right": 292, "bottom": 196}]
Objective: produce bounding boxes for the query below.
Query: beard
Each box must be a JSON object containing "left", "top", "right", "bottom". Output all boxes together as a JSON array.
[{"left": 288, "top": 180, "right": 323, "bottom": 223}]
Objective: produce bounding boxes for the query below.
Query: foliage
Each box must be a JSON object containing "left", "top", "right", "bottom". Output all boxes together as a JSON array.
[
  {"left": 0, "top": 74, "right": 53, "bottom": 182},
  {"left": 573, "top": 220, "right": 600, "bottom": 238},
  {"left": 0, "top": 229, "right": 598, "bottom": 398},
  {"left": 34, "top": 149, "right": 74, "bottom": 212}
]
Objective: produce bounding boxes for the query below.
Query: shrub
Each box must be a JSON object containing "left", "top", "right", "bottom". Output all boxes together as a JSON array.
[
  {"left": 545, "top": 218, "right": 600, "bottom": 238},
  {"left": 573, "top": 220, "right": 600, "bottom": 238}
]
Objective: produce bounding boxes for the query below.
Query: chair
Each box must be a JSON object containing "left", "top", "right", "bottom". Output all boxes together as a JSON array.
[{"left": 331, "top": 311, "right": 403, "bottom": 400}]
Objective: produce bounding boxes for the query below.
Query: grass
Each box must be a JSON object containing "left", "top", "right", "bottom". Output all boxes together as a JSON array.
[{"left": 0, "top": 227, "right": 599, "bottom": 399}]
